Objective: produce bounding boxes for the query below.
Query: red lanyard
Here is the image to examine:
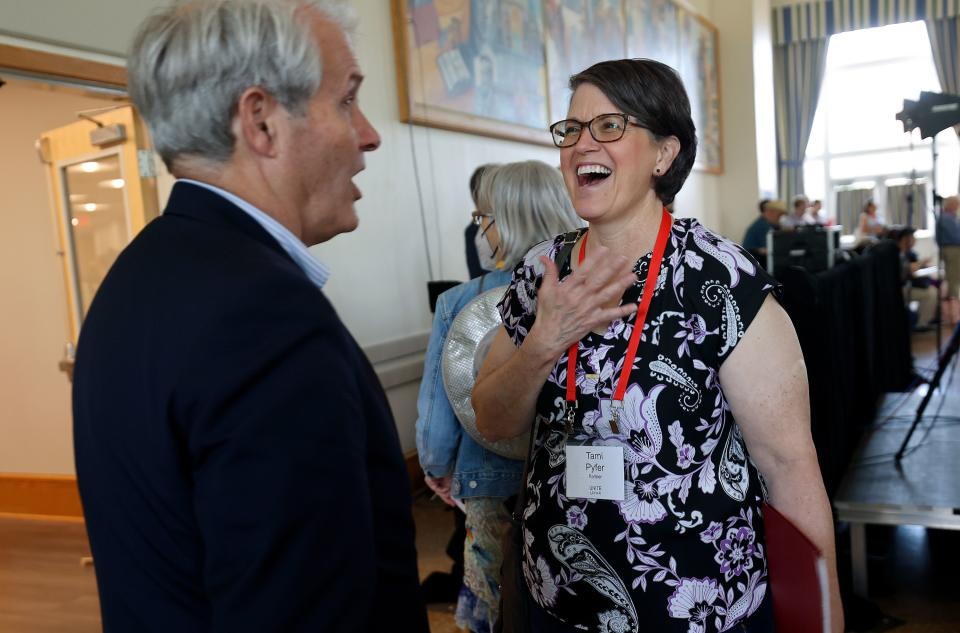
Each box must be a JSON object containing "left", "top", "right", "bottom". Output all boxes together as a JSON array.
[{"left": 565, "top": 208, "right": 673, "bottom": 434}]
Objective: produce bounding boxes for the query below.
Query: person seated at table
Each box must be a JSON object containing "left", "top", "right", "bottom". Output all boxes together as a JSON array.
[
  {"left": 743, "top": 198, "right": 786, "bottom": 259},
  {"left": 780, "top": 195, "right": 811, "bottom": 230},
  {"left": 855, "top": 199, "right": 885, "bottom": 244},
  {"left": 808, "top": 199, "right": 830, "bottom": 226},
  {"left": 893, "top": 226, "right": 936, "bottom": 330}
]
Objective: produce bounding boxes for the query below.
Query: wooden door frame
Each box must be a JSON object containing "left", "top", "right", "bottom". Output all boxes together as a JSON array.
[{"left": 0, "top": 43, "right": 126, "bottom": 88}]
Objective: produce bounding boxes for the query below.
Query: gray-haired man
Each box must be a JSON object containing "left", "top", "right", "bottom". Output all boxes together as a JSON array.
[{"left": 72, "top": 1, "right": 429, "bottom": 630}]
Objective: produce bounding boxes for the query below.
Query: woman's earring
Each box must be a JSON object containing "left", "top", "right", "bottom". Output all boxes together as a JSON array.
[{"left": 654, "top": 168, "right": 661, "bottom": 175}]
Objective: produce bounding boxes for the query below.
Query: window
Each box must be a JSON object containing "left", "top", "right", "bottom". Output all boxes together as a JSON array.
[{"left": 804, "top": 21, "right": 960, "bottom": 234}]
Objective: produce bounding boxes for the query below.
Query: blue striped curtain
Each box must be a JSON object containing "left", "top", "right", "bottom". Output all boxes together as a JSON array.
[
  {"left": 774, "top": 38, "right": 829, "bottom": 203},
  {"left": 927, "top": 16, "right": 960, "bottom": 139},
  {"left": 772, "top": 0, "right": 960, "bottom": 198},
  {"left": 774, "top": 0, "right": 960, "bottom": 45}
]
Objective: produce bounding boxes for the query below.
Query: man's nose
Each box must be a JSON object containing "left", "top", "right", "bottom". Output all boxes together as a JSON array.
[{"left": 357, "top": 109, "right": 381, "bottom": 152}]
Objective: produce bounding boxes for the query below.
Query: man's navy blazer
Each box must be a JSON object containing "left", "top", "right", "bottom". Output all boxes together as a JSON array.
[{"left": 73, "top": 182, "right": 428, "bottom": 632}]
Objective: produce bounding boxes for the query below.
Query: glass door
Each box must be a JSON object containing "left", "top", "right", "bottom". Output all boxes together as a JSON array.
[{"left": 39, "top": 105, "right": 160, "bottom": 372}]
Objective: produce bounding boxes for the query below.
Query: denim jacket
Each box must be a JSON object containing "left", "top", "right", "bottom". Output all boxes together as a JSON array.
[{"left": 415, "top": 271, "right": 523, "bottom": 500}]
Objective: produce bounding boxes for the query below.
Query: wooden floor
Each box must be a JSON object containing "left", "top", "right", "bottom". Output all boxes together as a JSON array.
[
  {"left": 0, "top": 519, "right": 99, "bottom": 633},
  {"left": 1, "top": 323, "right": 957, "bottom": 632}
]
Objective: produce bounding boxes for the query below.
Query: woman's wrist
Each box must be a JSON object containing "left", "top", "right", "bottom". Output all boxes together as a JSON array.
[{"left": 519, "top": 328, "right": 562, "bottom": 370}]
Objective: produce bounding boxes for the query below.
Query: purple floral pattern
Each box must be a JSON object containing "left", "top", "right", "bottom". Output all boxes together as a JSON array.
[{"left": 498, "top": 219, "right": 780, "bottom": 632}]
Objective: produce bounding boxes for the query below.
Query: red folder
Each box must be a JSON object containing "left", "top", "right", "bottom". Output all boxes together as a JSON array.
[{"left": 763, "top": 502, "right": 830, "bottom": 633}]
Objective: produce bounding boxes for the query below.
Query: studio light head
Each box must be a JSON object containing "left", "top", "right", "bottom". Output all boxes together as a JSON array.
[{"left": 896, "top": 91, "right": 960, "bottom": 139}]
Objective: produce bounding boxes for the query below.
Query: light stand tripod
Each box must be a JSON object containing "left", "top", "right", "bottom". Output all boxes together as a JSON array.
[
  {"left": 931, "top": 139, "right": 943, "bottom": 353},
  {"left": 893, "top": 91, "right": 960, "bottom": 462},
  {"left": 895, "top": 319, "right": 960, "bottom": 461}
]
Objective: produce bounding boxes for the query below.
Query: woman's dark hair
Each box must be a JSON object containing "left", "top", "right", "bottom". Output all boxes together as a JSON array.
[
  {"left": 469, "top": 163, "right": 496, "bottom": 206},
  {"left": 569, "top": 59, "right": 697, "bottom": 206}
]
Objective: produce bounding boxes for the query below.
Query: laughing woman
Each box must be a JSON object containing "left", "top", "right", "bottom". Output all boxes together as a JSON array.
[{"left": 472, "top": 59, "right": 843, "bottom": 633}]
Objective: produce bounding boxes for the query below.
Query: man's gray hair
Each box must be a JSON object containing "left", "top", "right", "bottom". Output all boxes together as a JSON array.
[
  {"left": 477, "top": 160, "right": 583, "bottom": 268},
  {"left": 128, "top": 0, "right": 353, "bottom": 169}
]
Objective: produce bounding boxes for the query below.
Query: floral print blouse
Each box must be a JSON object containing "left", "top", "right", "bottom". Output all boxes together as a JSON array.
[{"left": 497, "top": 218, "right": 780, "bottom": 633}]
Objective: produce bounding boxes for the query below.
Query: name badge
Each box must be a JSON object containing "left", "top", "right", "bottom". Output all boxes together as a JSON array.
[{"left": 565, "top": 445, "right": 625, "bottom": 500}]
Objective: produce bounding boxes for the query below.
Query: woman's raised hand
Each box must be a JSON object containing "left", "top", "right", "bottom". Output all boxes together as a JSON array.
[{"left": 525, "top": 243, "right": 638, "bottom": 361}]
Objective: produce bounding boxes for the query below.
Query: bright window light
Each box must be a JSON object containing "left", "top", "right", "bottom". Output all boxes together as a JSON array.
[{"left": 804, "top": 21, "right": 960, "bottom": 232}]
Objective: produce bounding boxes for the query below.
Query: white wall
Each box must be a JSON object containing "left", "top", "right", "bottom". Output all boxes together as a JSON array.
[
  {"left": 0, "top": 0, "right": 769, "bottom": 466},
  {"left": 753, "top": 0, "right": 779, "bottom": 200},
  {"left": 0, "top": 1, "right": 159, "bottom": 58},
  {"left": 712, "top": 0, "right": 779, "bottom": 244},
  {"left": 671, "top": 0, "right": 723, "bottom": 234}
]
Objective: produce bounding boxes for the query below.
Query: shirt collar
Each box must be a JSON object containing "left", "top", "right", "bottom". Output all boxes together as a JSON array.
[{"left": 177, "top": 178, "right": 330, "bottom": 290}]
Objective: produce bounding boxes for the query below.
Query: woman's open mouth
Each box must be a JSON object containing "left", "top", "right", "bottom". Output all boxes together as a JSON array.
[{"left": 577, "top": 164, "right": 612, "bottom": 188}]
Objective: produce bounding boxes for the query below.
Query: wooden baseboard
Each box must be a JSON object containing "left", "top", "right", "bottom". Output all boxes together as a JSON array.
[{"left": 0, "top": 474, "right": 83, "bottom": 519}]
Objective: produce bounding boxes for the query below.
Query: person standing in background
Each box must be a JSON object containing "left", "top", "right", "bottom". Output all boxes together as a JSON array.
[
  {"left": 422, "top": 165, "right": 501, "bottom": 604},
  {"left": 465, "top": 164, "right": 496, "bottom": 279},
  {"left": 418, "top": 160, "right": 582, "bottom": 632},
  {"left": 72, "top": 1, "right": 428, "bottom": 631},
  {"left": 937, "top": 195, "right": 960, "bottom": 324}
]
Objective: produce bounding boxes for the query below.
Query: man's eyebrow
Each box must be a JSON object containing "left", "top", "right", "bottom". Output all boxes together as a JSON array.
[{"left": 347, "top": 72, "right": 364, "bottom": 88}]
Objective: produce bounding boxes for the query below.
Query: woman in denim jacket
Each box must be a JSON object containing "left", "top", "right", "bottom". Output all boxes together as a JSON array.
[{"left": 416, "top": 160, "right": 581, "bottom": 633}]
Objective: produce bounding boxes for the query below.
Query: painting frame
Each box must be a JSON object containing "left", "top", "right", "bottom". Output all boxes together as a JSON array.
[
  {"left": 625, "top": 0, "right": 723, "bottom": 174},
  {"left": 676, "top": 7, "right": 723, "bottom": 174},
  {"left": 542, "top": 0, "right": 628, "bottom": 126},
  {"left": 391, "top": 0, "right": 554, "bottom": 147},
  {"left": 390, "top": 0, "right": 722, "bottom": 171}
]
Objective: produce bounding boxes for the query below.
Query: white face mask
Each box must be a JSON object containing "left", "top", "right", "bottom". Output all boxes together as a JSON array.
[{"left": 474, "top": 222, "right": 502, "bottom": 271}]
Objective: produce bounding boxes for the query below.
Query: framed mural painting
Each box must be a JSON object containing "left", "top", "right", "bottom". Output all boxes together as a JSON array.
[
  {"left": 543, "top": 0, "right": 626, "bottom": 125},
  {"left": 624, "top": 0, "right": 722, "bottom": 174},
  {"left": 625, "top": 0, "right": 679, "bottom": 70},
  {"left": 676, "top": 7, "right": 723, "bottom": 174},
  {"left": 392, "top": 0, "right": 553, "bottom": 146}
]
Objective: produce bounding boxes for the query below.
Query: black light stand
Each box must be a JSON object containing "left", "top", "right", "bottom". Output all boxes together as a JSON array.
[
  {"left": 894, "top": 91, "right": 960, "bottom": 463},
  {"left": 932, "top": 182, "right": 943, "bottom": 353},
  {"left": 895, "top": 320, "right": 960, "bottom": 461}
]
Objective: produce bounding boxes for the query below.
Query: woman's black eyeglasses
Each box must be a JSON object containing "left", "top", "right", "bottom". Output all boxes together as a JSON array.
[{"left": 549, "top": 113, "right": 643, "bottom": 148}]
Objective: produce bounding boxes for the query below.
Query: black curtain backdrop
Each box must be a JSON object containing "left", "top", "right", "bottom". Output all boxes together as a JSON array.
[{"left": 777, "top": 240, "right": 912, "bottom": 496}]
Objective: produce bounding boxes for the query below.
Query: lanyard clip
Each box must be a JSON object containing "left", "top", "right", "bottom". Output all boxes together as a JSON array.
[
  {"left": 610, "top": 402, "right": 622, "bottom": 435},
  {"left": 565, "top": 401, "right": 578, "bottom": 435}
]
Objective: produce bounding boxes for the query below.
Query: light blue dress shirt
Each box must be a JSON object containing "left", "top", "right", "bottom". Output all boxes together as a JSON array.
[{"left": 178, "top": 179, "right": 331, "bottom": 290}]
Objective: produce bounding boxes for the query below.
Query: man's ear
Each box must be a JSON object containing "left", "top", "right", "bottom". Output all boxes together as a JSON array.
[{"left": 235, "top": 86, "right": 283, "bottom": 158}]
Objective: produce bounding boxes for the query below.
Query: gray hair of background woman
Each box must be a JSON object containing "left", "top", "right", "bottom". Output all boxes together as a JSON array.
[
  {"left": 477, "top": 160, "right": 583, "bottom": 269},
  {"left": 127, "top": 0, "right": 352, "bottom": 170}
]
